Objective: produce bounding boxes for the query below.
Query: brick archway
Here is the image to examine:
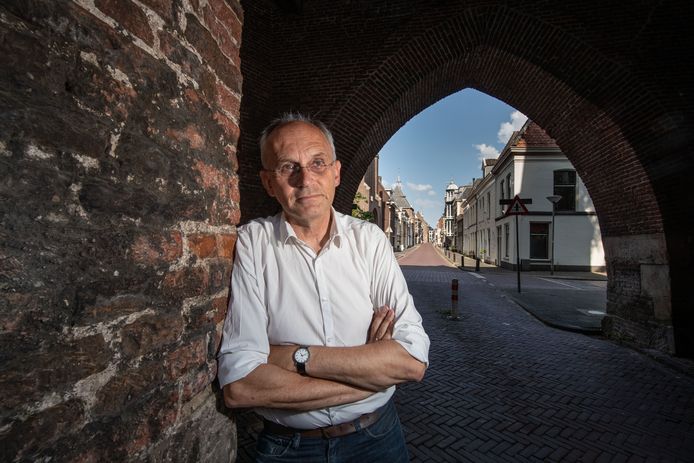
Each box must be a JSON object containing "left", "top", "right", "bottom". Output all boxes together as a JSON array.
[{"left": 239, "top": 1, "right": 693, "bottom": 356}]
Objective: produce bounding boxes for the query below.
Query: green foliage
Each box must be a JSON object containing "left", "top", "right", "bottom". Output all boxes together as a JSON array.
[{"left": 352, "top": 192, "right": 374, "bottom": 221}]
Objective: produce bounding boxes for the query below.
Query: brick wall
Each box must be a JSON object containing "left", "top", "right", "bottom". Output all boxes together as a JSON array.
[
  {"left": 1, "top": 0, "right": 242, "bottom": 460},
  {"left": 239, "top": 1, "right": 693, "bottom": 356}
]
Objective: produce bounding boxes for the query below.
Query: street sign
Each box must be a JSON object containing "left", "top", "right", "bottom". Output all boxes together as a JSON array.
[
  {"left": 498, "top": 195, "right": 533, "bottom": 293},
  {"left": 502, "top": 195, "right": 531, "bottom": 216}
]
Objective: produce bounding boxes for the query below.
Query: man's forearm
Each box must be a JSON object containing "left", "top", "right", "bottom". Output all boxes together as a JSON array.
[
  {"left": 275, "top": 341, "right": 426, "bottom": 391},
  {"left": 223, "top": 363, "right": 375, "bottom": 410},
  {"left": 309, "top": 341, "right": 426, "bottom": 390}
]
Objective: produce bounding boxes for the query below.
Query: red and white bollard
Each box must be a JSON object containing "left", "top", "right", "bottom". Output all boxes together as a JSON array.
[{"left": 450, "top": 279, "right": 459, "bottom": 320}]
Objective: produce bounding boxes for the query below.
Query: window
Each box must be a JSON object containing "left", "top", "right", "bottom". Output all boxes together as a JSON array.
[
  {"left": 529, "top": 222, "right": 549, "bottom": 259},
  {"left": 486, "top": 192, "right": 491, "bottom": 219},
  {"left": 504, "top": 223, "right": 510, "bottom": 257},
  {"left": 506, "top": 174, "right": 512, "bottom": 199},
  {"left": 499, "top": 180, "right": 505, "bottom": 215},
  {"left": 554, "top": 170, "right": 576, "bottom": 211}
]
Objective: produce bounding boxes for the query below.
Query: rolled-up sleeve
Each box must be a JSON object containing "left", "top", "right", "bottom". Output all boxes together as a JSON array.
[
  {"left": 217, "top": 231, "right": 269, "bottom": 387},
  {"left": 370, "top": 233, "right": 430, "bottom": 366}
]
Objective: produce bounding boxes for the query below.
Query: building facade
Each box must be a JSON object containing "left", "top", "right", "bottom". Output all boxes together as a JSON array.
[{"left": 461, "top": 121, "right": 605, "bottom": 272}]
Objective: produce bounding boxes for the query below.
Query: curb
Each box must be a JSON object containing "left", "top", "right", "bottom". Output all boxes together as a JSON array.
[{"left": 508, "top": 295, "right": 604, "bottom": 335}]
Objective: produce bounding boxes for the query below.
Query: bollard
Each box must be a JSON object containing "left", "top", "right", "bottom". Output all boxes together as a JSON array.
[
  {"left": 449, "top": 279, "right": 460, "bottom": 320},
  {"left": 475, "top": 257, "right": 480, "bottom": 272}
]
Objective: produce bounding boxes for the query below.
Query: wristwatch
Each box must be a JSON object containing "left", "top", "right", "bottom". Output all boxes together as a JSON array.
[{"left": 293, "top": 346, "right": 310, "bottom": 375}]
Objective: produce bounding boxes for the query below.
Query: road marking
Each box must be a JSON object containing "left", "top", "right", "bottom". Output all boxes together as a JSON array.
[
  {"left": 468, "top": 272, "right": 486, "bottom": 280},
  {"left": 537, "top": 277, "right": 583, "bottom": 290}
]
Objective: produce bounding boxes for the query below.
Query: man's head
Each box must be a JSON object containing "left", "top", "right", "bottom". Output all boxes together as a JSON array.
[{"left": 259, "top": 113, "right": 341, "bottom": 228}]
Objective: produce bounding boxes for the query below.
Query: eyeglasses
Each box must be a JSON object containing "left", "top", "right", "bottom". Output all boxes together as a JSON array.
[{"left": 269, "top": 159, "right": 335, "bottom": 178}]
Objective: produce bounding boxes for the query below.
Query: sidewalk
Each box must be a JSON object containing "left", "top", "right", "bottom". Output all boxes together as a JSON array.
[{"left": 440, "top": 248, "right": 606, "bottom": 334}]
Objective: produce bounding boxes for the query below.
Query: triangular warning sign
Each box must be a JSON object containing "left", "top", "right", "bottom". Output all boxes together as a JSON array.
[{"left": 504, "top": 195, "right": 529, "bottom": 216}]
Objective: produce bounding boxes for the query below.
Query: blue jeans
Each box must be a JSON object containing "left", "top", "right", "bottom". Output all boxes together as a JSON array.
[{"left": 255, "top": 399, "right": 409, "bottom": 462}]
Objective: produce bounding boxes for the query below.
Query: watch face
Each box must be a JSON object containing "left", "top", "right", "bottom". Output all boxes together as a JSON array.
[{"left": 294, "top": 347, "right": 309, "bottom": 363}]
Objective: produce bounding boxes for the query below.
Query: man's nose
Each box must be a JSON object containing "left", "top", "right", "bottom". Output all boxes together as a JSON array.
[{"left": 290, "top": 165, "right": 314, "bottom": 186}]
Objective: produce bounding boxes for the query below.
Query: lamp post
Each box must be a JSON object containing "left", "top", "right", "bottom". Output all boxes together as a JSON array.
[{"left": 546, "top": 195, "right": 562, "bottom": 275}]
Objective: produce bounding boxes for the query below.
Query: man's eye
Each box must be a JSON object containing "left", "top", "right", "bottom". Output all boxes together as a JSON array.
[
  {"left": 279, "top": 163, "right": 298, "bottom": 173},
  {"left": 312, "top": 159, "right": 327, "bottom": 168}
]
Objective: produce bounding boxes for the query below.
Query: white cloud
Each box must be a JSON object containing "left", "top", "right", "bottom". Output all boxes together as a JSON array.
[
  {"left": 427, "top": 190, "right": 437, "bottom": 196},
  {"left": 407, "top": 182, "right": 433, "bottom": 193},
  {"left": 413, "top": 198, "right": 440, "bottom": 208},
  {"left": 474, "top": 143, "right": 500, "bottom": 161},
  {"left": 497, "top": 110, "right": 528, "bottom": 144}
]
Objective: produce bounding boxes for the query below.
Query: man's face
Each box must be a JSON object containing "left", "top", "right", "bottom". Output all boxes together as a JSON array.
[{"left": 260, "top": 121, "right": 341, "bottom": 227}]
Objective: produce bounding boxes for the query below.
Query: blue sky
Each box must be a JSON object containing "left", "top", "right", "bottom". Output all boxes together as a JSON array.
[{"left": 378, "top": 89, "right": 526, "bottom": 227}]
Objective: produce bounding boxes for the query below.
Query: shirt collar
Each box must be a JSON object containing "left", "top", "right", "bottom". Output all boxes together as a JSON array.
[{"left": 279, "top": 208, "right": 344, "bottom": 248}]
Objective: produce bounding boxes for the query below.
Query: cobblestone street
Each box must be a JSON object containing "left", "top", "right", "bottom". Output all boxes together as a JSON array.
[{"left": 234, "top": 245, "right": 694, "bottom": 462}]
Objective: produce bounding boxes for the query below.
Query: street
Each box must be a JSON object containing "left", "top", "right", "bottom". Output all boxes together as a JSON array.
[
  {"left": 396, "top": 243, "right": 693, "bottom": 462},
  {"left": 234, "top": 243, "right": 694, "bottom": 462}
]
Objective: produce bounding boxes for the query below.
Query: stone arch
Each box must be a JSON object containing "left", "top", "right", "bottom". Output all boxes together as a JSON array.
[{"left": 239, "top": 1, "right": 693, "bottom": 356}]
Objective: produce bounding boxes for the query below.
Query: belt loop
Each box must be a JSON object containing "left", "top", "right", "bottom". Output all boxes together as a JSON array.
[
  {"left": 353, "top": 416, "right": 363, "bottom": 432},
  {"left": 291, "top": 432, "right": 301, "bottom": 449}
]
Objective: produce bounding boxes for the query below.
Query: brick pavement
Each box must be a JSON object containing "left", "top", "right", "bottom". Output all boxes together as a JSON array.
[
  {"left": 231, "top": 265, "right": 694, "bottom": 462},
  {"left": 397, "top": 265, "right": 694, "bottom": 462}
]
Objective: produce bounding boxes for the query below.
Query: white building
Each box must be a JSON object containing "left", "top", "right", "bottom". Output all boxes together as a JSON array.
[
  {"left": 462, "top": 120, "right": 605, "bottom": 272},
  {"left": 443, "top": 180, "right": 458, "bottom": 247}
]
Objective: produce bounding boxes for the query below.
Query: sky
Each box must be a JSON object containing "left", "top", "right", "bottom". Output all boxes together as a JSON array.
[{"left": 378, "top": 89, "right": 527, "bottom": 227}]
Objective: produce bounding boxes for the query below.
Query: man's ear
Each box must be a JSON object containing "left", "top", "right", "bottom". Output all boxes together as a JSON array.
[
  {"left": 333, "top": 160, "right": 341, "bottom": 187},
  {"left": 260, "top": 170, "right": 276, "bottom": 197}
]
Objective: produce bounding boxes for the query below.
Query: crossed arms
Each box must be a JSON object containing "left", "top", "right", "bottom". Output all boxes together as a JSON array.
[{"left": 223, "top": 306, "right": 427, "bottom": 411}]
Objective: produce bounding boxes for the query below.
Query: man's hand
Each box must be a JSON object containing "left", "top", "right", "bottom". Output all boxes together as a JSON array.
[{"left": 367, "top": 305, "right": 395, "bottom": 344}]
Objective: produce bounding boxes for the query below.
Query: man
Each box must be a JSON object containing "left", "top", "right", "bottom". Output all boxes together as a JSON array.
[{"left": 218, "top": 113, "right": 430, "bottom": 462}]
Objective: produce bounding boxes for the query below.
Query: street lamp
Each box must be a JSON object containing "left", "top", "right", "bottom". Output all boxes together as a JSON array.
[{"left": 546, "top": 195, "right": 562, "bottom": 275}]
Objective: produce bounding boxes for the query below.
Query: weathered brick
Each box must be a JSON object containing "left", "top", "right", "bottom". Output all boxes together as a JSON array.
[
  {"left": 1, "top": 0, "right": 241, "bottom": 460},
  {"left": 0, "top": 334, "right": 111, "bottom": 409},
  {"left": 165, "top": 124, "right": 206, "bottom": 150},
  {"left": 138, "top": 0, "right": 174, "bottom": 22},
  {"left": 201, "top": 4, "right": 240, "bottom": 62},
  {"left": 94, "top": 359, "right": 167, "bottom": 417},
  {"left": 217, "top": 233, "right": 237, "bottom": 258},
  {"left": 165, "top": 337, "right": 207, "bottom": 377},
  {"left": 213, "top": 110, "right": 241, "bottom": 144},
  {"left": 95, "top": 0, "right": 154, "bottom": 46},
  {"left": 130, "top": 231, "right": 183, "bottom": 266},
  {"left": 81, "top": 295, "right": 151, "bottom": 324},
  {"left": 192, "top": 159, "right": 235, "bottom": 200},
  {"left": 215, "top": 80, "right": 241, "bottom": 117},
  {"left": 184, "top": 14, "right": 242, "bottom": 93},
  {"left": 119, "top": 313, "right": 183, "bottom": 358},
  {"left": 188, "top": 233, "right": 218, "bottom": 258},
  {"left": 224, "top": 144, "right": 239, "bottom": 172},
  {"left": 2, "top": 400, "right": 85, "bottom": 461},
  {"left": 162, "top": 266, "right": 211, "bottom": 298}
]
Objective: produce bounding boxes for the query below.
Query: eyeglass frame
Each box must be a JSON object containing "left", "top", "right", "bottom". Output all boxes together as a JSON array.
[{"left": 264, "top": 158, "right": 336, "bottom": 178}]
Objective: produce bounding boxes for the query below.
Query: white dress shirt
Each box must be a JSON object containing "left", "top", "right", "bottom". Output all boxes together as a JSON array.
[{"left": 217, "top": 209, "right": 430, "bottom": 428}]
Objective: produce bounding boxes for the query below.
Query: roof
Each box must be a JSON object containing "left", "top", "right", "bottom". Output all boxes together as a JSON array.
[
  {"left": 492, "top": 120, "right": 561, "bottom": 175},
  {"left": 390, "top": 182, "right": 413, "bottom": 209},
  {"left": 516, "top": 121, "right": 559, "bottom": 148}
]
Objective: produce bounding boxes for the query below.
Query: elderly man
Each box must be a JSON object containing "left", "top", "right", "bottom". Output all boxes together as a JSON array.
[{"left": 218, "top": 113, "right": 430, "bottom": 462}]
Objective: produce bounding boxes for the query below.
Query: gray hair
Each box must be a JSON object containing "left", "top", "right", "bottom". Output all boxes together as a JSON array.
[{"left": 259, "top": 112, "right": 336, "bottom": 169}]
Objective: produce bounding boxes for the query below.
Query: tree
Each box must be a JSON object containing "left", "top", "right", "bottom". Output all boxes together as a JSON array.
[{"left": 351, "top": 192, "right": 374, "bottom": 221}]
